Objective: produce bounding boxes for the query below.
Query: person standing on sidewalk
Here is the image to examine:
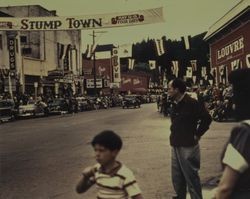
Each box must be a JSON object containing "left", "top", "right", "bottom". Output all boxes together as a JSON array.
[
  {"left": 167, "top": 78, "right": 212, "bottom": 199},
  {"left": 214, "top": 68, "right": 250, "bottom": 199},
  {"left": 76, "top": 130, "right": 144, "bottom": 199}
]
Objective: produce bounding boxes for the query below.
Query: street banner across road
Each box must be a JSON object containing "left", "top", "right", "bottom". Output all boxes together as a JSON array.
[{"left": 0, "top": 7, "right": 164, "bottom": 31}]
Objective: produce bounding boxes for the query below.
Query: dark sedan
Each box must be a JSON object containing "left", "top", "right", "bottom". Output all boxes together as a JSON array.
[
  {"left": 47, "top": 98, "right": 69, "bottom": 115},
  {"left": 122, "top": 95, "right": 141, "bottom": 109},
  {"left": 0, "top": 99, "right": 17, "bottom": 122}
]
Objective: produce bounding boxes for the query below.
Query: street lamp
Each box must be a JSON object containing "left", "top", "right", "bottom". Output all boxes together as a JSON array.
[{"left": 89, "top": 30, "right": 107, "bottom": 96}]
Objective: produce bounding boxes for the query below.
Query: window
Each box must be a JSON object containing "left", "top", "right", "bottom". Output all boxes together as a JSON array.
[
  {"left": 20, "top": 36, "right": 27, "bottom": 44},
  {"left": 22, "top": 47, "right": 32, "bottom": 55}
]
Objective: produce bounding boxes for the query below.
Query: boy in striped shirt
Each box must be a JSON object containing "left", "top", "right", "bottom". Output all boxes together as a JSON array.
[{"left": 76, "top": 130, "right": 144, "bottom": 199}]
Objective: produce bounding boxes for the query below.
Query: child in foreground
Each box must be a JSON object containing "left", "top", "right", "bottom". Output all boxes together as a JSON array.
[{"left": 76, "top": 130, "right": 144, "bottom": 199}]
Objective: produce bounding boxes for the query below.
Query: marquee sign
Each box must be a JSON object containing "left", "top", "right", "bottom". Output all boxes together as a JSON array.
[{"left": 0, "top": 7, "right": 164, "bottom": 31}]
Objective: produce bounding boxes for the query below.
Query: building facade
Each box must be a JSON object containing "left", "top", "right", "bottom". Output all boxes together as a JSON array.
[
  {"left": 82, "top": 44, "right": 150, "bottom": 95},
  {"left": 204, "top": 0, "right": 250, "bottom": 85},
  {"left": 0, "top": 5, "right": 83, "bottom": 97}
]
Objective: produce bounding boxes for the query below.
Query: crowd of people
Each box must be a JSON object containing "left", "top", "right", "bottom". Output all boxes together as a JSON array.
[{"left": 157, "top": 83, "right": 236, "bottom": 122}]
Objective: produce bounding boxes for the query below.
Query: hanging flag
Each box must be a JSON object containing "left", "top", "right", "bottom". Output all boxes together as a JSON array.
[
  {"left": 186, "top": 67, "right": 192, "bottom": 78},
  {"left": 154, "top": 39, "right": 165, "bottom": 56},
  {"left": 210, "top": 67, "right": 216, "bottom": 77},
  {"left": 82, "top": 44, "right": 90, "bottom": 59},
  {"left": 128, "top": 58, "right": 135, "bottom": 70},
  {"left": 119, "top": 43, "right": 132, "bottom": 58},
  {"left": 57, "top": 43, "right": 70, "bottom": 69},
  {"left": 246, "top": 54, "right": 250, "bottom": 68},
  {"left": 219, "top": 65, "right": 225, "bottom": 76},
  {"left": 148, "top": 77, "right": 154, "bottom": 88},
  {"left": 87, "top": 44, "right": 97, "bottom": 59},
  {"left": 231, "top": 59, "right": 241, "bottom": 71},
  {"left": 190, "top": 60, "right": 197, "bottom": 72},
  {"left": 158, "top": 65, "right": 162, "bottom": 74},
  {"left": 63, "top": 44, "right": 71, "bottom": 71},
  {"left": 201, "top": 66, "right": 207, "bottom": 77},
  {"left": 172, "top": 60, "right": 179, "bottom": 77},
  {"left": 192, "top": 76, "right": 197, "bottom": 84},
  {"left": 149, "top": 60, "right": 156, "bottom": 70},
  {"left": 57, "top": 42, "right": 65, "bottom": 59},
  {"left": 181, "top": 35, "right": 191, "bottom": 50}
]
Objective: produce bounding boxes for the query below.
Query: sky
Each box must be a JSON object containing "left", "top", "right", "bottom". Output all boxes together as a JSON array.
[{"left": 1, "top": 0, "right": 240, "bottom": 49}]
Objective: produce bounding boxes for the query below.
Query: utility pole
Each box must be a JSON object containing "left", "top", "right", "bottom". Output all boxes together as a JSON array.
[
  {"left": 89, "top": 30, "right": 107, "bottom": 96},
  {"left": 92, "top": 30, "right": 97, "bottom": 96}
]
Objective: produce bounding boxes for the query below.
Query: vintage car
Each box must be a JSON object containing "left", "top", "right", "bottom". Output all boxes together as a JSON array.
[
  {"left": 122, "top": 95, "right": 141, "bottom": 109},
  {"left": 76, "top": 97, "right": 94, "bottom": 111},
  {"left": 0, "top": 99, "right": 17, "bottom": 122},
  {"left": 47, "top": 98, "right": 69, "bottom": 115},
  {"left": 18, "top": 101, "right": 48, "bottom": 117}
]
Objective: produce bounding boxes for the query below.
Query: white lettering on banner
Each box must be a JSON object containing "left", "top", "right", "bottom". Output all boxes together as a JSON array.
[
  {"left": 86, "top": 79, "right": 102, "bottom": 88},
  {"left": 217, "top": 37, "right": 244, "bottom": 62},
  {"left": 246, "top": 54, "right": 250, "bottom": 68},
  {"left": 0, "top": 7, "right": 164, "bottom": 31},
  {"left": 112, "top": 14, "right": 144, "bottom": 25},
  {"left": 133, "top": 78, "right": 141, "bottom": 85},
  {"left": 123, "top": 78, "right": 132, "bottom": 84}
]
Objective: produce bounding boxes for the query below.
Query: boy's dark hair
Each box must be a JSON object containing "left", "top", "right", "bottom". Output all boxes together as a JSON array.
[
  {"left": 171, "top": 78, "right": 187, "bottom": 94},
  {"left": 228, "top": 68, "right": 250, "bottom": 120},
  {"left": 91, "top": 130, "right": 122, "bottom": 150}
]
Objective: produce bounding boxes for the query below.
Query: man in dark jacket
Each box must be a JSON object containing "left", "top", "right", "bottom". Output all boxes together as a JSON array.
[{"left": 168, "top": 78, "right": 212, "bottom": 199}]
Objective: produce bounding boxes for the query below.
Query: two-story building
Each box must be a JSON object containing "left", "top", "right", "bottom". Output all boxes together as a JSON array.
[{"left": 0, "top": 5, "right": 83, "bottom": 98}]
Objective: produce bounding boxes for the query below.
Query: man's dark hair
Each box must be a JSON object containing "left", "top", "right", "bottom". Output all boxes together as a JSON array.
[
  {"left": 91, "top": 130, "right": 122, "bottom": 150},
  {"left": 228, "top": 68, "right": 250, "bottom": 120},
  {"left": 171, "top": 78, "right": 187, "bottom": 93}
]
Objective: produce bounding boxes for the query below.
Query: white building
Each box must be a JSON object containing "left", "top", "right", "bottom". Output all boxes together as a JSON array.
[{"left": 0, "top": 5, "right": 83, "bottom": 97}]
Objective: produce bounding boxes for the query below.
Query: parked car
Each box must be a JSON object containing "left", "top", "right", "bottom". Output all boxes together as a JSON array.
[
  {"left": 0, "top": 99, "right": 17, "bottom": 122},
  {"left": 47, "top": 98, "right": 69, "bottom": 115},
  {"left": 122, "top": 95, "right": 141, "bottom": 109},
  {"left": 18, "top": 101, "right": 48, "bottom": 118},
  {"left": 76, "top": 97, "right": 94, "bottom": 111}
]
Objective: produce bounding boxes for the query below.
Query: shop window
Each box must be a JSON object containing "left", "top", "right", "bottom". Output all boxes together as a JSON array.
[{"left": 22, "top": 47, "right": 32, "bottom": 55}]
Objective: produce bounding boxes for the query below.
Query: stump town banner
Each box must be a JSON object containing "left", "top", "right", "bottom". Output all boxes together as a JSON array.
[{"left": 0, "top": 7, "right": 164, "bottom": 31}]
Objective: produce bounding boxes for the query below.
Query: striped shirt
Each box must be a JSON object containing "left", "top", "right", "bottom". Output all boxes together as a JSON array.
[{"left": 92, "top": 162, "right": 141, "bottom": 199}]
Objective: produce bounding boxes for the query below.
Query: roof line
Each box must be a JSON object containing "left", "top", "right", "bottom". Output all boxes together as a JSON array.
[{"left": 204, "top": 0, "right": 249, "bottom": 41}]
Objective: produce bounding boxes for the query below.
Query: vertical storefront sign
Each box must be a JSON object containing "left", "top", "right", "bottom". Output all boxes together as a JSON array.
[
  {"left": 112, "top": 48, "right": 121, "bottom": 84},
  {"left": 8, "top": 37, "right": 16, "bottom": 72}
]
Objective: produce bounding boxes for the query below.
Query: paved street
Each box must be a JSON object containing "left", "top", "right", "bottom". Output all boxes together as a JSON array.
[{"left": 0, "top": 103, "right": 236, "bottom": 199}]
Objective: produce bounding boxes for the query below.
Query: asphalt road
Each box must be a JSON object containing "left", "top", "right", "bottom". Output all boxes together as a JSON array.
[{"left": 0, "top": 103, "right": 236, "bottom": 199}]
